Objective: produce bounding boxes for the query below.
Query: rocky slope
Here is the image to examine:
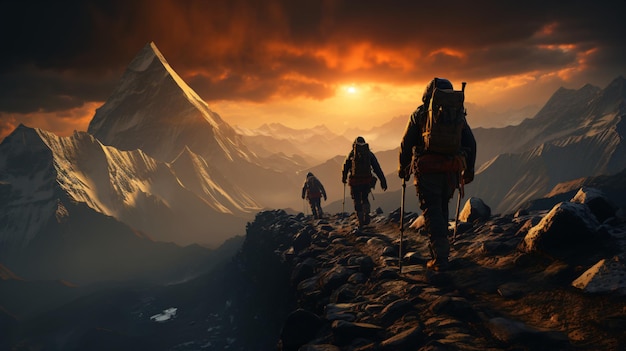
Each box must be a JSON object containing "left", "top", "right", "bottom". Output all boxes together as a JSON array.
[
  {"left": 241, "top": 188, "right": 626, "bottom": 351},
  {"left": 4, "top": 187, "right": 625, "bottom": 350}
]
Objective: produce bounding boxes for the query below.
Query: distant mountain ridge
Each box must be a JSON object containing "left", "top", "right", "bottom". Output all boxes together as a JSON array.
[{"left": 468, "top": 76, "right": 626, "bottom": 214}]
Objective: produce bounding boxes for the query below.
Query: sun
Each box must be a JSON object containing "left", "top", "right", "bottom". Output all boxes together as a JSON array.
[{"left": 347, "top": 86, "right": 357, "bottom": 94}]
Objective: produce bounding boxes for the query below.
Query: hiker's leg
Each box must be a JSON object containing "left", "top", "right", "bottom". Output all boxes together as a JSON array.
[
  {"left": 352, "top": 185, "right": 367, "bottom": 226},
  {"left": 363, "top": 190, "right": 371, "bottom": 224},
  {"left": 418, "top": 173, "right": 449, "bottom": 266},
  {"left": 314, "top": 198, "right": 322, "bottom": 218},
  {"left": 309, "top": 199, "right": 318, "bottom": 218},
  {"left": 316, "top": 198, "right": 323, "bottom": 217}
]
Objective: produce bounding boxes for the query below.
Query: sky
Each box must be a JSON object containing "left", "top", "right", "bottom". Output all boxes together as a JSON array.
[{"left": 1, "top": 0, "right": 625, "bottom": 141}]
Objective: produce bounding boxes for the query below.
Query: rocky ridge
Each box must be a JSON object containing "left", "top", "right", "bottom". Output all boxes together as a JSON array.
[{"left": 241, "top": 187, "right": 626, "bottom": 351}]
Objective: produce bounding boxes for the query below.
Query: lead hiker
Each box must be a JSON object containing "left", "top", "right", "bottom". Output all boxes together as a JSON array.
[
  {"left": 302, "top": 172, "right": 327, "bottom": 219},
  {"left": 398, "top": 78, "right": 477, "bottom": 271},
  {"left": 342, "top": 136, "right": 388, "bottom": 228}
]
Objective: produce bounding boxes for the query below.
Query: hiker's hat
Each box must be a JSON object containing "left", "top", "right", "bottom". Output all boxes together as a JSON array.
[{"left": 422, "top": 77, "right": 453, "bottom": 103}]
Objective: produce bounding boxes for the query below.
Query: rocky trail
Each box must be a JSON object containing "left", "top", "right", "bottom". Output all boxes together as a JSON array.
[{"left": 258, "top": 188, "right": 626, "bottom": 351}]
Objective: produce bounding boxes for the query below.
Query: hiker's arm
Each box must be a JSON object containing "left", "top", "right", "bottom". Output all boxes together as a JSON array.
[
  {"left": 341, "top": 154, "right": 352, "bottom": 183},
  {"left": 370, "top": 154, "right": 387, "bottom": 190},
  {"left": 461, "top": 120, "right": 477, "bottom": 184},
  {"left": 320, "top": 181, "right": 327, "bottom": 200},
  {"left": 301, "top": 182, "right": 307, "bottom": 199},
  {"left": 399, "top": 107, "right": 423, "bottom": 178}
]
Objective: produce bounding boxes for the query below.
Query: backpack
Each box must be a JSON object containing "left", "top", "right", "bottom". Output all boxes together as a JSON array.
[
  {"left": 422, "top": 79, "right": 466, "bottom": 155},
  {"left": 351, "top": 143, "right": 371, "bottom": 178},
  {"left": 306, "top": 176, "right": 322, "bottom": 197}
]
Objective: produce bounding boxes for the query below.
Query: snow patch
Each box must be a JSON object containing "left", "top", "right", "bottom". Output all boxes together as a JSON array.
[{"left": 150, "top": 307, "right": 178, "bottom": 322}]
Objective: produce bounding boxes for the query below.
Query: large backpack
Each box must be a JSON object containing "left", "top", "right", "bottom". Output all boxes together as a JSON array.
[
  {"left": 422, "top": 79, "right": 466, "bottom": 155},
  {"left": 351, "top": 143, "right": 371, "bottom": 178},
  {"left": 306, "top": 176, "right": 322, "bottom": 197}
]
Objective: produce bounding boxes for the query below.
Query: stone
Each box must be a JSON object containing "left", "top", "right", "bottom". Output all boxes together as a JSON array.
[
  {"left": 380, "top": 326, "right": 423, "bottom": 350},
  {"left": 331, "top": 320, "right": 383, "bottom": 345},
  {"left": 459, "top": 197, "right": 491, "bottom": 223},
  {"left": 571, "top": 187, "right": 617, "bottom": 223},
  {"left": 521, "top": 202, "right": 601, "bottom": 258},
  {"left": 378, "top": 299, "right": 414, "bottom": 326},
  {"left": 571, "top": 256, "right": 626, "bottom": 295}
]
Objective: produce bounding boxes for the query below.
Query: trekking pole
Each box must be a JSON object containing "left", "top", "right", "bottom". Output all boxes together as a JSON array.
[
  {"left": 342, "top": 183, "right": 346, "bottom": 219},
  {"left": 399, "top": 178, "right": 406, "bottom": 273},
  {"left": 452, "top": 174, "right": 465, "bottom": 243}
]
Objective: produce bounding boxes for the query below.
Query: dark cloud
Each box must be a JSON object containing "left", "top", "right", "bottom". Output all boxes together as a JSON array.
[{"left": 1, "top": 0, "right": 625, "bottom": 116}]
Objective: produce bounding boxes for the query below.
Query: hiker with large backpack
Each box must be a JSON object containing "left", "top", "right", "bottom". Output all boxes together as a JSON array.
[
  {"left": 341, "top": 136, "right": 388, "bottom": 228},
  {"left": 301, "top": 172, "right": 327, "bottom": 219},
  {"left": 398, "top": 78, "right": 477, "bottom": 271}
]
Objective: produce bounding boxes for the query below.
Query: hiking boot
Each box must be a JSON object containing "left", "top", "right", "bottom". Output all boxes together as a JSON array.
[{"left": 426, "top": 259, "right": 449, "bottom": 272}]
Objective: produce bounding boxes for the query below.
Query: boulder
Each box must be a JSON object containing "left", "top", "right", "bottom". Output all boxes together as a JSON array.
[
  {"left": 571, "top": 187, "right": 617, "bottom": 223},
  {"left": 572, "top": 256, "right": 626, "bottom": 295},
  {"left": 459, "top": 197, "right": 491, "bottom": 223},
  {"left": 521, "top": 202, "right": 600, "bottom": 259}
]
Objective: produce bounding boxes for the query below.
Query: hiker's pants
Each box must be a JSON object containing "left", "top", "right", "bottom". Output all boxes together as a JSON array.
[
  {"left": 416, "top": 172, "right": 456, "bottom": 262},
  {"left": 350, "top": 184, "right": 371, "bottom": 216},
  {"left": 308, "top": 197, "right": 322, "bottom": 218}
]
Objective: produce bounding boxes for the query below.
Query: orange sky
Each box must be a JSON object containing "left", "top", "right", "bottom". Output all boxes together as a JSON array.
[{"left": 1, "top": 0, "right": 625, "bottom": 141}]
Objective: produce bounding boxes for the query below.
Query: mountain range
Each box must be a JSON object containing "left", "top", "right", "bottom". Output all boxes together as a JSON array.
[
  {"left": 1, "top": 41, "right": 625, "bottom": 285},
  {"left": 469, "top": 77, "right": 626, "bottom": 214},
  {"left": 1, "top": 41, "right": 626, "bottom": 350}
]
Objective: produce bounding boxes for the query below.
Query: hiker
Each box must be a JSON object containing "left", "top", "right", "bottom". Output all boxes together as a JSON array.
[
  {"left": 301, "top": 172, "right": 327, "bottom": 219},
  {"left": 341, "top": 136, "right": 388, "bottom": 227},
  {"left": 398, "top": 78, "right": 477, "bottom": 271}
]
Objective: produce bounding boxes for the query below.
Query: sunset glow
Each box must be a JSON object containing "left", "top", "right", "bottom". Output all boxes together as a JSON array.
[{"left": 0, "top": 0, "right": 624, "bottom": 140}]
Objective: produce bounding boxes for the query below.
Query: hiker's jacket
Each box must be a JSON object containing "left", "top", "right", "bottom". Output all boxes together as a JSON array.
[
  {"left": 302, "top": 175, "right": 327, "bottom": 200},
  {"left": 342, "top": 149, "right": 387, "bottom": 188},
  {"left": 399, "top": 105, "right": 477, "bottom": 183}
]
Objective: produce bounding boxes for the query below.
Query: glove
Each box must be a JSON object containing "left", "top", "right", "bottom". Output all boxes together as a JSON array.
[
  {"left": 324, "top": 195, "right": 327, "bottom": 201},
  {"left": 381, "top": 180, "right": 388, "bottom": 191},
  {"left": 398, "top": 167, "right": 410, "bottom": 181},
  {"left": 301, "top": 195, "right": 305, "bottom": 199},
  {"left": 341, "top": 177, "right": 347, "bottom": 184}
]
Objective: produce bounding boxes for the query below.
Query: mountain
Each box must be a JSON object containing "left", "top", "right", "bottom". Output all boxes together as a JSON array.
[
  {"left": 342, "top": 114, "right": 408, "bottom": 152},
  {"left": 0, "top": 125, "right": 248, "bottom": 282},
  {"left": 522, "top": 166, "right": 626, "bottom": 212},
  {"left": 0, "top": 125, "right": 252, "bottom": 248},
  {"left": 236, "top": 122, "right": 352, "bottom": 165},
  {"left": 87, "top": 42, "right": 300, "bottom": 210},
  {"left": 468, "top": 76, "right": 626, "bottom": 214},
  {"left": 472, "top": 82, "right": 604, "bottom": 168}
]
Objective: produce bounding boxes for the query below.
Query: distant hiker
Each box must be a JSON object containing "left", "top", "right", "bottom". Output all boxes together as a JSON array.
[
  {"left": 302, "top": 172, "right": 327, "bottom": 219},
  {"left": 398, "top": 78, "right": 477, "bottom": 271},
  {"left": 342, "top": 136, "right": 388, "bottom": 228}
]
